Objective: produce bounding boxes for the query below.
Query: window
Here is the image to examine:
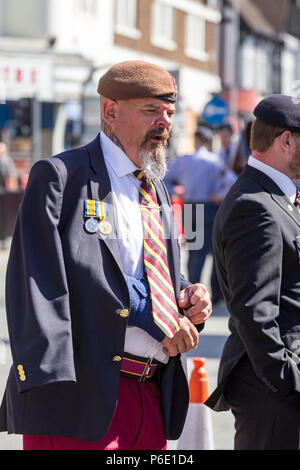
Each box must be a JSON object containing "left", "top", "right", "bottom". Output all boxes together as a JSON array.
[
  {"left": 241, "top": 38, "right": 256, "bottom": 90},
  {"left": 241, "top": 38, "right": 271, "bottom": 93},
  {"left": 256, "top": 46, "right": 268, "bottom": 93},
  {"left": 115, "top": 0, "right": 141, "bottom": 39},
  {"left": 185, "top": 14, "right": 208, "bottom": 61},
  {"left": 75, "top": 0, "right": 98, "bottom": 14},
  {"left": 282, "top": 49, "right": 296, "bottom": 95},
  {"left": 151, "top": 1, "right": 177, "bottom": 51}
]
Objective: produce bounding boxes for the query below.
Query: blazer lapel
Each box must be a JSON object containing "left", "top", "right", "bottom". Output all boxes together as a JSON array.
[
  {"left": 85, "top": 135, "right": 123, "bottom": 273},
  {"left": 242, "top": 165, "right": 300, "bottom": 229},
  {"left": 271, "top": 193, "right": 300, "bottom": 228}
]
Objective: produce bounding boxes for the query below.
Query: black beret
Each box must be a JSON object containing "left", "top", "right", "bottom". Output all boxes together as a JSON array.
[
  {"left": 98, "top": 60, "right": 177, "bottom": 103},
  {"left": 253, "top": 94, "right": 300, "bottom": 131}
]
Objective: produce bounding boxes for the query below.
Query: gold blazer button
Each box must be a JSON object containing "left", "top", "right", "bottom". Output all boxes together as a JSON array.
[
  {"left": 112, "top": 356, "right": 122, "bottom": 362},
  {"left": 117, "top": 309, "right": 129, "bottom": 318}
]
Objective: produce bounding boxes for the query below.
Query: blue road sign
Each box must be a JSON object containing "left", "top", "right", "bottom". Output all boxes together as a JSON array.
[{"left": 202, "top": 96, "right": 229, "bottom": 126}]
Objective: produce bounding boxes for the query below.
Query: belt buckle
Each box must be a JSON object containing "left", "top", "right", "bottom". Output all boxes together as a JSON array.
[{"left": 139, "top": 357, "right": 153, "bottom": 382}]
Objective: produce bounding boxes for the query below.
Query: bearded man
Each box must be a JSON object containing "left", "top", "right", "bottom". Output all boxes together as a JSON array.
[
  {"left": 206, "top": 94, "right": 300, "bottom": 450},
  {"left": 0, "top": 61, "right": 212, "bottom": 450}
]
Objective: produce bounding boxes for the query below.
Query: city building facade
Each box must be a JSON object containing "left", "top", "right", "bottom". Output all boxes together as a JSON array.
[
  {"left": 219, "top": 0, "right": 300, "bottom": 124},
  {"left": 0, "top": 0, "right": 222, "bottom": 172}
]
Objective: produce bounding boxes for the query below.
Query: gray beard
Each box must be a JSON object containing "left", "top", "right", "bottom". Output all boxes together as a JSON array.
[{"left": 138, "top": 145, "right": 167, "bottom": 181}]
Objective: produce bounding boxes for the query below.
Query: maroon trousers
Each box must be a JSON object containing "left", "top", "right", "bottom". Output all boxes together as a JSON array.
[{"left": 23, "top": 376, "right": 167, "bottom": 450}]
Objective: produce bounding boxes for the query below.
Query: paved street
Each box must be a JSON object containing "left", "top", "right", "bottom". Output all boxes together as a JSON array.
[{"left": 0, "top": 240, "right": 234, "bottom": 451}]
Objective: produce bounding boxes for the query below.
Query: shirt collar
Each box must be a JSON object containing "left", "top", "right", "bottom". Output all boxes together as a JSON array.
[
  {"left": 248, "top": 155, "right": 297, "bottom": 203},
  {"left": 100, "top": 131, "right": 138, "bottom": 178}
]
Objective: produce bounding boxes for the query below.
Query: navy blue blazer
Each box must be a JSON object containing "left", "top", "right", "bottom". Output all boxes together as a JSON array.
[
  {"left": 206, "top": 165, "right": 300, "bottom": 412},
  {"left": 0, "top": 135, "right": 195, "bottom": 441}
]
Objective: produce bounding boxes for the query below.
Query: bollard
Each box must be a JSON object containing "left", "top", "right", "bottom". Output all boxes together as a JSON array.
[
  {"left": 177, "top": 357, "right": 214, "bottom": 450},
  {"left": 189, "top": 357, "right": 209, "bottom": 403}
]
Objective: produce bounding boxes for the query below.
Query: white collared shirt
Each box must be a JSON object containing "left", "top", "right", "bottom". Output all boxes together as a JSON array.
[
  {"left": 248, "top": 155, "right": 297, "bottom": 204},
  {"left": 100, "top": 131, "right": 169, "bottom": 363}
]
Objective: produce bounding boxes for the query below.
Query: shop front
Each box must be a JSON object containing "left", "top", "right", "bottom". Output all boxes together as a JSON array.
[{"left": 0, "top": 52, "right": 91, "bottom": 242}]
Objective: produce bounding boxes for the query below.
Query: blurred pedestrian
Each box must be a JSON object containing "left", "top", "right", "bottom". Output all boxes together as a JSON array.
[
  {"left": 0, "top": 60, "right": 212, "bottom": 450},
  {"left": 0, "top": 142, "right": 17, "bottom": 190},
  {"left": 206, "top": 94, "right": 300, "bottom": 450},
  {"left": 230, "top": 121, "right": 252, "bottom": 175},
  {"left": 164, "top": 126, "right": 236, "bottom": 304},
  {"left": 217, "top": 123, "right": 238, "bottom": 168},
  {"left": 0, "top": 142, "right": 18, "bottom": 248}
]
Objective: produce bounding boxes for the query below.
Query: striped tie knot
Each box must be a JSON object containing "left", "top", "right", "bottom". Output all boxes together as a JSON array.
[
  {"left": 294, "top": 190, "right": 300, "bottom": 207},
  {"left": 134, "top": 170, "right": 158, "bottom": 208},
  {"left": 134, "top": 169, "right": 145, "bottom": 180}
]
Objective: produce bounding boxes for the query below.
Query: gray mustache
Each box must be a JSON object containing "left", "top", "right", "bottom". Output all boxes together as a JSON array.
[{"left": 144, "top": 128, "right": 169, "bottom": 143}]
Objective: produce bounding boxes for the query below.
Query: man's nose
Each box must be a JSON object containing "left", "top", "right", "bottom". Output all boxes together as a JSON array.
[{"left": 155, "top": 111, "right": 172, "bottom": 129}]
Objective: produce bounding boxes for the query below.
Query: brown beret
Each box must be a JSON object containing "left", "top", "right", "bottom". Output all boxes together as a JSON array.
[{"left": 97, "top": 60, "right": 177, "bottom": 103}]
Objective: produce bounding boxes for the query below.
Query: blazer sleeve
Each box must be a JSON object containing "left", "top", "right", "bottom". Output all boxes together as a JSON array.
[
  {"left": 218, "top": 197, "right": 300, "bottom": 397},
  {"left": 5, "top": 158, "right": 76, "bottom": 393}
]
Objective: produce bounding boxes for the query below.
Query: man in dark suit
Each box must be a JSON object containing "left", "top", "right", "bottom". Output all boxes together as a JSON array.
[
  {"left": 0, "top": 61, "right": 212, "bottom": 450},
  {"left": 205, "top": 94, "right": 300, "bottom": 450}
]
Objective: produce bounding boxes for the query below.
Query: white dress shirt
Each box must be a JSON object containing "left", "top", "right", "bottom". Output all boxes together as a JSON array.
[
  {"left": 100, "top": 131, "right": 169, "bottom": 363},
  {"left": 248, "top": 155, "right": 297, "bottom": 204}
]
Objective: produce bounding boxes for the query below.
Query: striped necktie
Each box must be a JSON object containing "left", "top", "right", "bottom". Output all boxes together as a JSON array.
[
  {"left": 134, "top": 170, "right": 180, "bottom": 338},
  {"left": 294, "top": 190, "right": 300, "bottom": 208}
]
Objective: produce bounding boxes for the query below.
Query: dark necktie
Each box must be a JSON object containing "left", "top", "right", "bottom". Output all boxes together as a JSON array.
[
  {"left": 294, "top": 190, "right": 300, "bottom": 208},
  {"left": 134, "top": 170, "right": 180, "bottom": 338}
]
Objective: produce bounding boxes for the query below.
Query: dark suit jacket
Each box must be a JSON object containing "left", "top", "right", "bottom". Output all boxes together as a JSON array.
[
  {"left": 0, "top": 135, "right": 194, "bottom": 441},
  {"left": 206, "top": 164, "right": 300, "bottom": 411}
]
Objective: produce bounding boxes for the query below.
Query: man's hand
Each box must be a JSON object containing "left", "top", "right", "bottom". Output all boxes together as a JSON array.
[
  {"left": 178, "top": 283, "right": 212, "bottom": 325},
  {"left": 162, "top": 316, "right": 199, "bottom": 356}
]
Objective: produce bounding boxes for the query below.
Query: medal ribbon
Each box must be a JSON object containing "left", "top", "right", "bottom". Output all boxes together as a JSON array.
[{"left": 84, "top": 200, "right": 108, "bottom": 219}]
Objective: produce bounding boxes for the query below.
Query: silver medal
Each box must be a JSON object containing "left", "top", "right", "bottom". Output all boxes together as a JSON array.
[{"left": 85, "top": 218, "right": 99, "bottom": 233}]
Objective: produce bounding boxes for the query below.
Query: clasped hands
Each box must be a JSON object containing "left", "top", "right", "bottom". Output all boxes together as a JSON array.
[{"left": 162, "top": 283, "right": 212, "bottom": 357}]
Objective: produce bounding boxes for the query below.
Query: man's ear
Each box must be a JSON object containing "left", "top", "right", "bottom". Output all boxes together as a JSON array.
[
  {"left": 102, "top": 98, "right": 118, "bottom": 126},
  {"left": 279, "top": 130, "right": 293, "bottom": 153}
]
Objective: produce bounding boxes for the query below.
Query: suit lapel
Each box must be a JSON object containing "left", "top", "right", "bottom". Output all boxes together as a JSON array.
[
  {"left": 85, "top": 135, "right": 123, "bottom": 273},
  {"left": 242, "top": 165, "right": 300, "bottom": 229},
  {"left": 270, "top": 193, "right": 300, "bottom": 228}
]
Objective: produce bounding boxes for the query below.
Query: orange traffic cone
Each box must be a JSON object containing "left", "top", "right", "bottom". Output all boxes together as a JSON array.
[
  {"left": 189, "top": 357, "right": 209, "bottom": 403},
  {"left": 177, "top": 357, "right": 214, "bottom": 450}
]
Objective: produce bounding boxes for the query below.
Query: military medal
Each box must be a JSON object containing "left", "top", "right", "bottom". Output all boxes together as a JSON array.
[
  {"left": 84, "top": 199, "right": 108, "bottom": 233},
  {"left": 85, "top": 218, "right": 99, "bottom": 233},
  {"left": 98, "top": 220, "right": 112, "bottom": 235}
]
